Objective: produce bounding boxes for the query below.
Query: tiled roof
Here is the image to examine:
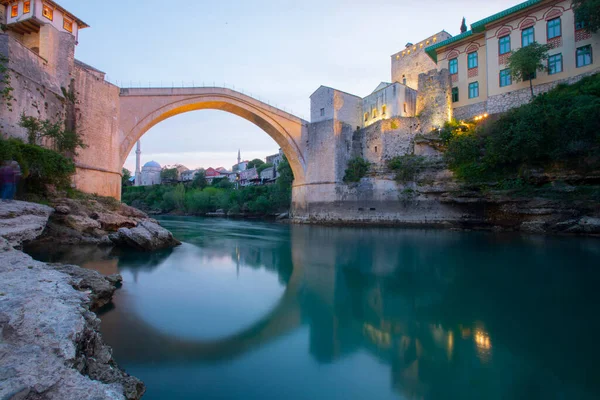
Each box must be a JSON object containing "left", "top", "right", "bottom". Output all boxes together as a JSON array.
[
  {"left": 424, "top": 0, "right": 544, "bottom": 62},
  {"left": 471, "top": 0, "right": 543, "bottom": 33},
  {"left": 425, "top": 31, "right": 473, "bottom": 63}
]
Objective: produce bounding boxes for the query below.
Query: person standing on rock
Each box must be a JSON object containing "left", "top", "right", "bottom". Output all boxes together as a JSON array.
[{"left": 1, "top": 160, "right": 17, "bottom": 202}]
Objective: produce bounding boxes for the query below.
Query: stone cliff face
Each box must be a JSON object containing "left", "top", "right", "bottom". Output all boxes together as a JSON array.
[
  {"left": 293, "top": 160, "right": 600, "bottom": 236},
  {"left": 0, "top": 201, "right": 145, "bottom": 400}
]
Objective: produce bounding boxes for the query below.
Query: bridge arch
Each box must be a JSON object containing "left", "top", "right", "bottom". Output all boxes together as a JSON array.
[{"left": 118, "top": 87, "right": 308, "bottom": 186}]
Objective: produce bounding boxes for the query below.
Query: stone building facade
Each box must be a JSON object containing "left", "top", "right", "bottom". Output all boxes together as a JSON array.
[
  {"left": 426, "top": 0, "right": 600, "bottom": 120},
  {"left": 391, "top": 31, "right": 452, "bottom": 90}
]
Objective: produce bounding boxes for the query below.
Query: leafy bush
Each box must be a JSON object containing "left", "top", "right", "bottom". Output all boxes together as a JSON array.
[
  {"left": 388, "top": 155, "right": 426, "bottom": 183},
  {"left": 0, "top": 138, "right": 75, "bottom": 194},
  {"left": 343, "top": 157, "right": 370, "bottom": 183},
  {"left": 18, "top": 115, "right": 86, "bottom": 156},
  {"left": 442, "top": 74, "right": 600, "bottom": 182}
]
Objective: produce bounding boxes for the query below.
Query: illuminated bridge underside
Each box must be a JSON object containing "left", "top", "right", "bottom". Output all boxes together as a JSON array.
[{"left": 118, "top": 87, "right": 309, "bottom": 187}]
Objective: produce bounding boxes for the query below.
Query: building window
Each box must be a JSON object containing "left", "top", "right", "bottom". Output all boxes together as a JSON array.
[
  {"left": 372, "top": 108, "right": 378, "bottom": 118},
  {"left": 500, "top": 69, "right": 512, "bottom": 87},
  {"left": 24, "top": 1, "right": 31, "bottom": 13},
  {"left": 499, "top": 35, "right": 511, "bottom": 55},
  {"left": 382, "top": 105, "right": 387, "bottom": 115},
  {"left": 403, "top": 103, "right": 407, "bottom": 113},
  {"left": 522, "top": 27, "right": 535, "bottom": 47},
  {"left": 468, "top": 51, "right": 478, "bottom": 69},
  {"left": 374, "top": 146, "right": 378, "bottom": 153},
  {"left": 451, "top": 87, "right": 459, "bottom": 103},
  {"left": 468, "top": 82, "right": 479, "bottom": 99},
  {"left": 548, "top": 53, "right": 563, "bottom": 75},
  {"left": 11, "top": 5, "right": 18, "bottom": 17},
  {"left": 320, "top": 108, "right": 325, "bottom": 117},
  {"left": 576, "top": 45, "right": 592, "bottom": 67},
  {"left": 364, "top": 113, "right": 369, "bottom": 122},
  {"left": 392, "top": 85, "right": 397, "bottom": 96},
  {"left": 449, "top": 58, "right": 458, "bottom": 75},
  {"left": 547, "top": 18, "right": 561, "bottom": 39},
  {"left": 63, "top": 18, "right": 74, "bottom": 33},
  {"left": 42, "top": 4, "right": 54, "bottom": 21}
]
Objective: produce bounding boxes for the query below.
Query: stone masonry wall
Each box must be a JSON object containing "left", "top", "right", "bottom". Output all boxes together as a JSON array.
[
  {"left": 488, "top": 68, "right": 600, "bottom": 115},
  {"left": 72, "top": 63, "right": 122, "bottom": 199},
  {"left": 38, "top": 25, "right": 75, "bottom": 89},
  {"left": 0, "top": 33, "right": 66, "bottom": 140},
  {"left": 391, "top": 32, "right": 452, "bottom": 90},
  {"left": 416, "top": 69, "right": 452, "bottom": 133},
  {"left": 453, "top": 101, "right": 488, "bottom": 121},
  {"left": 353, "top": 117, "right": 420, "bottom": 168}
]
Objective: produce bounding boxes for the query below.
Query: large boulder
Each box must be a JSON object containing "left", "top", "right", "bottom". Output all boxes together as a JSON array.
[
  {"left": 94, "top": 212, "right": 137, "bottom": 231},
  {"left": 0, "top": 201, "right": 54, "bottom": 248},
  {"left": 109, "top": 220, "right": 181, "bottom": 251},
  {"left": 65, "top": 214, "right": 102, "bottom": 233}
]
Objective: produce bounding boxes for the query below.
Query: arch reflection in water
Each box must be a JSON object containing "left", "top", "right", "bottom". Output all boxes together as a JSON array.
[{"left": 30, "top": 217, "right": 600, "bottom": 399}]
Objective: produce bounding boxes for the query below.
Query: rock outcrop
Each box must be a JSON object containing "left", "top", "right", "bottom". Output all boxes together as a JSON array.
[
  {"left": 293, "top": 161, "right": 600, "bottom": 236},
  {"left": 109, "top": 220, "right": 181, "bottom": 251},
  {"left": 0, "top": 201, "right": 145, "bottom": 400},
  {"left": 35, "top": 196, "right": 180, "bottom": 250},
  {"left": 0, "top": 201, "right": 54, "bottom": 248}
]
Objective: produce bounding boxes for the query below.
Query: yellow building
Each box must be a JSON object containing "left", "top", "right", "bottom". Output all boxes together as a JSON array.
[{"left": 425, "top": 0, "right": 599, "bottom": 120}]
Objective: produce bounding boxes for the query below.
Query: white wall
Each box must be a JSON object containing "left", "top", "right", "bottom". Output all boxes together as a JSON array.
[
  {"left": 362, "top": 83, "right": 416, "bottom": 127},
  {"left": 310, "top": 86, "right": 363, "bottom": 128}
]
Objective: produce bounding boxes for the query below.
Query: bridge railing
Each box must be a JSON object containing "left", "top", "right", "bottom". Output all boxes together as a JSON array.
[{"left": 105, "top": 78, "right": 307, "bottom": 121}]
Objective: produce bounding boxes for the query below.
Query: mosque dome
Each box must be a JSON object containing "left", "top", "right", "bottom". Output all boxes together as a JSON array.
[{"left": 143, "top": 160, "right": 161, "bottom": 169}]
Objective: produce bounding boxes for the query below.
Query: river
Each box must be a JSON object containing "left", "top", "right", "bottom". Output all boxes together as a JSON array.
[{"left": 27, "top": 217, "right": 600, "bottom": 399}]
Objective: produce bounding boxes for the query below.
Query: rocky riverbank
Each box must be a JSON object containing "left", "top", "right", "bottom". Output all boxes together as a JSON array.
[
  {"left": 292, "top": 161, "right": 600, "bottom": 236},
  {"left": 0, "top": 200, "right": 177, "bottom": 399},
  {"left": 34, "top": 196, "right": 181, "bottom": 250}
]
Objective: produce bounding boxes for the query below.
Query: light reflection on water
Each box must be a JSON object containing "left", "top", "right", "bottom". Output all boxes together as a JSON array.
[{"left": 25, "top": 217, "right": 600, "bottom": 400}]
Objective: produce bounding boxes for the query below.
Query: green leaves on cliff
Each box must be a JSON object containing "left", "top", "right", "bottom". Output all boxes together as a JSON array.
[
  {"left": 18, "top": 115, "right": 86, "bottom": 157},
  {"left": 0, "top": 55, "right": 14, "bottom": 112},
  {"left": 0, "top": 138, "right": 75, "bottom": 194},
  {"left": 388, "top": 155, "right": 426, "bottom": 183},
  {"left": 441, "top": 73, "right": 600, "bottom": 183},
  {"left": 343, "top": 157, "right": 370, "bottom": 183}
]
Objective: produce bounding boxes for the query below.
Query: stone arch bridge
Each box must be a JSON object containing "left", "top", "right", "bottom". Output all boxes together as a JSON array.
[{"left": 74, "top": 86, "right": 341, "bottom": 218}]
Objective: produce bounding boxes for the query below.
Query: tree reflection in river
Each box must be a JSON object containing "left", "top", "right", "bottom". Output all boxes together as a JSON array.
[{"left": 27, "top": 217, "right": 600, "bottom": 400}]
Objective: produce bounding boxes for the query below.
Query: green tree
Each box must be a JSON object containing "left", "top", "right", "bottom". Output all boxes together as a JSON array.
[
  {"left": 507, "top": 43, "right": 550, "bottom": 98},
  {"left": 192, "top": 169, "right": 207, "bottom": 189},
  {"left": 161, "top": 167, "right": 178, "bottom": 181},
  {"left": 276, "top": 156, "right": 293, "bottom": 191},
  {"left": 257, "top": 162, "right": 273, "bottom": 175},
  {"left": 247, "top": 158, "right": 265, "bottom": 169},
  {"left": 573, "top": 0, "right": 600, "bottom": 33},
  {"left": 122, "top": 168, "right": 132, "bottom": 187},
  {"left": 212, "top": 177, "right": 234, "bottom": 189}
]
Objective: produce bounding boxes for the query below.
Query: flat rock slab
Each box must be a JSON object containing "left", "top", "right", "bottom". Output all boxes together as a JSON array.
[
  {"left": 0, "top": 201, "right": 53, "bottom": 248},
  {"left": 0, "top": 249, "right": 132, "bottom": 399}
]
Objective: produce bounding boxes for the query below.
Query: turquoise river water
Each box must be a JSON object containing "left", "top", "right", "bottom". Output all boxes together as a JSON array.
[{"left": 28, "top": 217, "right": 600, "bottom": 399}]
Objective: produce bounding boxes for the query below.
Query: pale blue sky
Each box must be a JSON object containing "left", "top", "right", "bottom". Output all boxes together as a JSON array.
[{"left": 61, "top": 0, "right": 519, "bottom": 171}]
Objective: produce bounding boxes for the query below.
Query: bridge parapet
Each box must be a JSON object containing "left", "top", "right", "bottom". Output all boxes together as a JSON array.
[{"left": 119, "top": 87, "right": 308, "bottom": 125}]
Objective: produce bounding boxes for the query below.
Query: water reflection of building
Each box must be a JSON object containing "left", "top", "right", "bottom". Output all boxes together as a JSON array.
[{"left": 99, "top": 223, "right": 599, "bottom": 400}]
